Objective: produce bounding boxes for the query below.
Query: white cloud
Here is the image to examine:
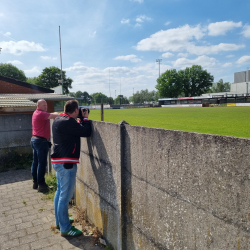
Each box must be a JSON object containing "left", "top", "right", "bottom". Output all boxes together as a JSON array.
[
  {"left": 65, "top": 62, "right": 99, "bottom": 74},
  {"left": 236, "top": 55, "right": 250, "bottom": 65},
  {"left": 172, "top": 55, "right": 217, "bottom": 69},
  {"left": 208, "top": 21, "right": 242, "bottom": 36},
  {"left": 177, "top": 53, "right": 188, "bottom": 57},
  {"left": 164, "top": 21, "right": 171, "bottom": 26},
  {"left": 136, "top": 24, "right": 205, "bottom": 52},
  {"left": 136, "top": 24, "right": 245, "bottom": 55},
  {"left": 121, "top": 18, "right": 130, "bottom": 24},
  {"left": 226, "top": 55, "right": 235, "bottom": 58},
  {"left": 4, "top": 32, "right": 11, "bottom": 37},
  {"left": 0, "top": 40, "right": 46, "bottom": 55},
  {"left": 114, "top": 54, "right": 141, "bottom": 62},
  {"left": 68, "top": 61, "right": 167, "bottom": 97},
  {"left": 104, "top": 66, "right": 132, "bottom": 75},
  {"left": 132, "top": 0, "right": 143, "bottom": 3},
  {"left": 24, "top": 66, "right": 40, "bottom": 75},
  {"left": 136, "top": 15, "right": 152, "bottom": 23},
  {"left": 134, "top": 15, "right": 152, "bottom": 27},
  {"left": 7, "top": 60, "right": 23, "bottom": 65},
  {"left": 187, "top": 43, "right": 245, "bottom": 55},
  {"left": 41, "top": 56, "right": 57, "bottom": 60},
  {"left": 241, "top": 24, "right": 250, "bottom": 38},
  {"left": 89, "top": 31, "right": 96, "bottom": 38},
  {"left": 222, "top": 62, "right": 232, "bottom": 67},
  {"left": 162, "top": 52, "right": 174, "bottom": 58}
]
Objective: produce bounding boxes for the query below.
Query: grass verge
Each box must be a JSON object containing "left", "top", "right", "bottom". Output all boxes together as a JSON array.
[
  {"left": 42, "top": 173, "right": 57, "bottom": 201},
  {"left": 89, "top": 107, "right": 250, "bottom": 138}
]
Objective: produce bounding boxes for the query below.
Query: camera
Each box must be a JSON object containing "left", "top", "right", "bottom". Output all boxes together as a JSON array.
[{"left": 78, "top": 107, "right": 90, "bottom": 119}]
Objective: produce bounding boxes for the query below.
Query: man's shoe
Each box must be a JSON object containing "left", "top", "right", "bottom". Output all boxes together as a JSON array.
[
  {"left": 61, "top": 226, "right": 82, "bottom": 237},
  {"left": 38, "top": 183, "right": 49, "bottom": 193},
  {"left": 33, "top": 182, "right": 38, "bottom": 189},
  {"left": 56, "top": 217, "right": 74, "bottom": 229}
]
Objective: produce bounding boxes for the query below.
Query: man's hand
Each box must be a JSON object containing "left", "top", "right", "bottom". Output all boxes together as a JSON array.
[{"left": 81, "top": 109, "right": 89, "bottom": 118}]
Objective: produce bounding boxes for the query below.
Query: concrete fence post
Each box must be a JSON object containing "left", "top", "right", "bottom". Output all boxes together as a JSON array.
[{"left": 119, "top": 120, "right": 130, "bottom": 250}]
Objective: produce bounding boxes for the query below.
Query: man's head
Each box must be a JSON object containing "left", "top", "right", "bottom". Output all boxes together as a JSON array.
[
  {"left": 64, "top": 100, "right": 79, "bottom": 118},
  {"left": 37, "top": 99, "right": 47, "bottom": 111}
]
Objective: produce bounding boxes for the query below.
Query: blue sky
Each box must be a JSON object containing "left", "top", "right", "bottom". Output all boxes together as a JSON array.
[{"left": 0, "top": 0, "right": 250, "bottom": 98}]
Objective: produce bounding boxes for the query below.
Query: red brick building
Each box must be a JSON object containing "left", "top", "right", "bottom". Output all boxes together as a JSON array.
[{"left": 0, "top": 75, "right": 72, "bottom": 114}]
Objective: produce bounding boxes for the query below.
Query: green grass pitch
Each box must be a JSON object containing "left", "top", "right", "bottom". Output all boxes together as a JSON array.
[{"left": 88, "top": 107, "right": 250, "bottom": 139}]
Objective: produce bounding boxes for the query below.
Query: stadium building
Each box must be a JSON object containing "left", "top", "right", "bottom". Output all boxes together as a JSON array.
[{"left": 159, "top": 70, "right": 250, "bottom": 107}]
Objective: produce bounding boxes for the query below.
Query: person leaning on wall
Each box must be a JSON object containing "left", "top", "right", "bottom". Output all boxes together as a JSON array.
[
  {"left": 51, "top": 100, "right": 91, "bottom": 237},
  {"left": 31, "top": 99, "right": 59, "bottom": 192}
]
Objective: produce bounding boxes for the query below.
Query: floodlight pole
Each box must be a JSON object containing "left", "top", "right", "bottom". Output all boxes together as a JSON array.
[
  {"left": 59, "top": 26, "right": 64, "bottom": 95},
  {"left": 156, "top": 59, "right": 162, "bottom": 98},
  {"left": 246, "top": 67, "right": 249, "bottom": 95}
]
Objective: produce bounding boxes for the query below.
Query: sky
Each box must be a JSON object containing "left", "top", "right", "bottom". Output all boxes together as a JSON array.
[{"left": 0, "top": 0, "right": 250, "bottom": 99}]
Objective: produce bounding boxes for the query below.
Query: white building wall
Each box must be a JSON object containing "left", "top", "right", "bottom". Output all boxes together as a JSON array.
[{"left": 230, "top": 82, "right": 249, "bottom": 94}]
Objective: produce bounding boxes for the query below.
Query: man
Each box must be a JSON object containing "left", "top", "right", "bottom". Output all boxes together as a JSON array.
[
  {"left": 51, "top": 100, "right": 91, "bottom": 237},
  {"left": 31, "top": 99, "right": 59, "bottom": 192}
]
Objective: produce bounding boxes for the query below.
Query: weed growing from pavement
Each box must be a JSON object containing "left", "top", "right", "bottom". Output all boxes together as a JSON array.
[
  {"left": 75, "top": 206, "right": 107, "bottom": 247},
  {"left": 41, "top": 173, "right": 57, "bottom": 201},
  {"left": 38, "top": 208, "right": 46, "bottom": 212}
]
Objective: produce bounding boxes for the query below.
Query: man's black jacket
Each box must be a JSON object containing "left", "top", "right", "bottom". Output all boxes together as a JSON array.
[{"left": 51, "top": 113, "right": 91, "bottom": 164}]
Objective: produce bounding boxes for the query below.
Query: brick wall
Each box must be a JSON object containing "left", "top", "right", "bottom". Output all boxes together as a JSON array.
[{"left": 0, "top": 79, "right": 44, "bottom": 93}]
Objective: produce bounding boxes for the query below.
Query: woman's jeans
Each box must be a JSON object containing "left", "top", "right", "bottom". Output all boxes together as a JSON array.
[
  {"left": 31, "top": 138, "right": 49, "bottom": 184},
  {"left": 52, "top": 163, "right": 77, "bottom": 233}
]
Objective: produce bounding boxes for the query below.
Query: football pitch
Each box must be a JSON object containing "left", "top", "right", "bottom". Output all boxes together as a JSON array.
[{"left": 89, "top": 107, "right": 250, "bottom": 139}]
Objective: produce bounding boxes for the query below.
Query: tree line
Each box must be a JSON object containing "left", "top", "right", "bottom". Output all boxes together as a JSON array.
[
  {"left": 156, "top": 65, "right": 230, "bottom": 98},
  {"left": 0, "top": 63, "right": 231, "bottom": 104}
]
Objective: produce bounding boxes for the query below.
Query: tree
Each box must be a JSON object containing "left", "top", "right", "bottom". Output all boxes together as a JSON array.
[
  {"left": 114, "top": 95, "right": 129, "bottom": 104},
  {"left": 156, "top": 65, "right": 214, "bottom": 98},
  {"left": 156, "top": 69, "right": 182, "bottom": 98},
  {"left": 36, "top": 66, "right": 73, "bottom": 94},
  {"left": 209, "top": 79, "right": 231, "bottom": 93},
  {"left": 91, "top": 92, "right": 109, "bottom": 104},
  {"left": 75, "top": 91, "right": 83, "bottom": 98},
  {"left": 81, "top": 91, "right": 92, "bottom": 105},
  {"left": 27, "top": 77, "right": 39, "bottom": 85},
  {"left": 0, "top": 63, "right": 27, "bottom": 81},
  {"left": 187, "top": 65, "right": 214, "bottom": 96},
  {"left": 129, "top": 89, "right": 158, "bottom": 103},
  {"left": 107, "top": 97, "right": 114, "bottom": 105}
]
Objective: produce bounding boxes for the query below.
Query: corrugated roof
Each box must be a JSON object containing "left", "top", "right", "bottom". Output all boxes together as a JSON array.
[
  {"left": 0, "top": 93, "right": 74, "bottom": 100},
  {"left": 0, "top": 99, "right": 36, "bottom": 107},
  {"left": 0, "top": 93, "right": 74, "bottom": 108}
]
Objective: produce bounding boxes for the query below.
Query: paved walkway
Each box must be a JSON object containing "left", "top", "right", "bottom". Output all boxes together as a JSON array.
[{"left": 0, "top": 170, "right": 104, "bottom": 250}]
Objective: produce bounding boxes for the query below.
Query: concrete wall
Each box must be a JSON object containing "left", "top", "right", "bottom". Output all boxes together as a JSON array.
[
  {"left": 76, "top": 121, "right": 123, "bottom": 250},
  {"left": 75, "top": 121, "right": 250, "bottom": 250},
  {"left": 0, "top": 114, "right": 33, "bottom": 157}
]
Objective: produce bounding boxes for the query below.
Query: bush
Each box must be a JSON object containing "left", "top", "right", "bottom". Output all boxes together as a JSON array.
[{"left": 0, "top": 152, "right": 32, "bottom": 173}]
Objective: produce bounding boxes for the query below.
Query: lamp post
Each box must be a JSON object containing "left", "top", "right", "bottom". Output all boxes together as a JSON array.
[{"left": 156, "top": 59, "right": 162, "bottom": 98}]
